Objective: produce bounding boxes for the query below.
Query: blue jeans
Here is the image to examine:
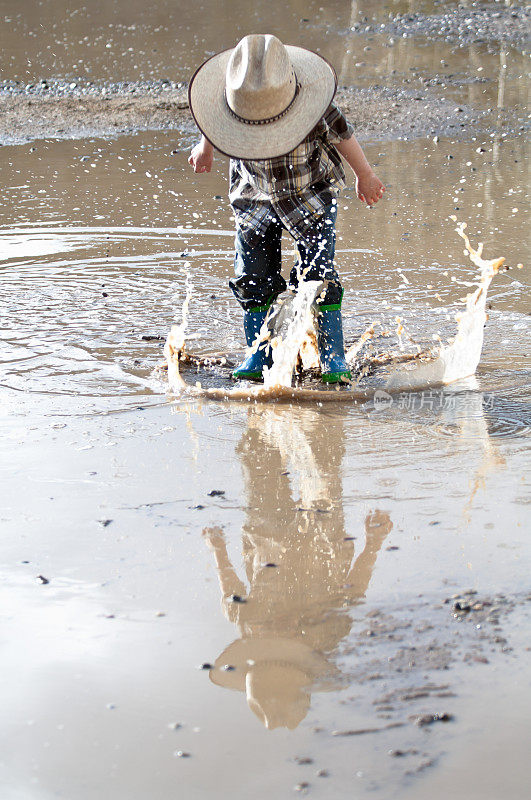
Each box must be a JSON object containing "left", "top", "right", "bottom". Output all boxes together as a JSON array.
[{"left": 229, "top": 203, "right": 343, "bottom": 311}]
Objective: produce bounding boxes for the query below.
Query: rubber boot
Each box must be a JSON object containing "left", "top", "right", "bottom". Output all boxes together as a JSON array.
[
  {"left": 232, "top": 308, "right": 273, "bottom": 381},
  {"left": 317, "top": 302, "right": 352, "bottom": 384}
]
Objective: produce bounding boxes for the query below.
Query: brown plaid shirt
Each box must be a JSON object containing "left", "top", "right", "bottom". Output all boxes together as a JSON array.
[{"left": 229, "top": 102, "right": 354, "bottom": 247}]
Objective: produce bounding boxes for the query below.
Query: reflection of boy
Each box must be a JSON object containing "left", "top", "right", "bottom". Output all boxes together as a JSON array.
[
  {"left": 201, "top": 407, "right": 392, "bottom": 729},
  {"left": 188, "top": 34, "right": 384, "bottom": 383},
  {"left": 203, "top": 511, "right": 391, "bottom": 730}
]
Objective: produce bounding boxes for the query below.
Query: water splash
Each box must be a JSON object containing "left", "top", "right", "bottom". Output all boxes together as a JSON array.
[
  {"left": 163, "top": 264, "right": 193, "bottom": 392},
  {"left": 386, "top": 221, "right": 507, "bottom": 390},
  {"left": 263, "top": 281, "right": 324, "bottom": 389},
  {"left": 163, "top": 223, "right": 512, "bottom": 404}
]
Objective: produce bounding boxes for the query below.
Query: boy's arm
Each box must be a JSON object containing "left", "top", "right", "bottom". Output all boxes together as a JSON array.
[
  {"left": 188, "top": 135, "right": 214, "bottom": 173},
  {"left": 335, "top": 134, "right": 385, "bottom": 207}
]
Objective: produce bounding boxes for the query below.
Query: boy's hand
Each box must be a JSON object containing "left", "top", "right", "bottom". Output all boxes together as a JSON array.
[
  {"left": 188, "top": 137, "right": 214, "bottom": 173},
  {"left": 356, "top": 171, "right": 386, "bottom": 207},
  {"left": 335, "top": 135, "right": 386, "bottom": 207}
]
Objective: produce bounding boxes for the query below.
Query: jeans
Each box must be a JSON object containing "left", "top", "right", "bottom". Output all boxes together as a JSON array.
[{"left": 229, "top": 203, "right": 343, "bottom": 311}]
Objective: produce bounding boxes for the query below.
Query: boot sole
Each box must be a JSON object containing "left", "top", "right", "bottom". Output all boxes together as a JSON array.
[
  {"left": 322, "top": 371, "right": 352, "bottom": 384},
  {"left": 232, "top": 370, "right": 263, "bottom": 381}
]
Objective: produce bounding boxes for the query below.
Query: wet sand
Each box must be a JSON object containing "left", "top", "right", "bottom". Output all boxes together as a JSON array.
[{"left": 1, "top": 1, "right": 530, "bottom": 798}]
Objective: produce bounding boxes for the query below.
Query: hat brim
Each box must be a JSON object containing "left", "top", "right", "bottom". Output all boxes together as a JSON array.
[
  {"left": 209, "top": 637, "right": 342, "bottom": 692},
  {"left": 188, "top": 46, "right": 337, "bottom": 160}
]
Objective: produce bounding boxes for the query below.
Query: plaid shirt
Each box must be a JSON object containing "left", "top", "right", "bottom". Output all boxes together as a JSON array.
[{"left": 229, "top": 102, "right": 354, "bottom": 247}]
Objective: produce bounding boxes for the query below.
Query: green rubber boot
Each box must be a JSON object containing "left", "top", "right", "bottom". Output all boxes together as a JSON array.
[
  {"left": 232, "top": 307, "right": 273, "bottom": 381},
  {"left": 317, "top": 301, "right": 352, "bottom": 384}
]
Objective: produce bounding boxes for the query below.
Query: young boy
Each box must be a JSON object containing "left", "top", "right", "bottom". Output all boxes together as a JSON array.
[{"left": 188, "top": 34, "right": 385, "bottom": 383}]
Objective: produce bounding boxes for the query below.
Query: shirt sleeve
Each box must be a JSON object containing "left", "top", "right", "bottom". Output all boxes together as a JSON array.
[{"left": 323, "top": 102, "right": 354, "bottom": 144}]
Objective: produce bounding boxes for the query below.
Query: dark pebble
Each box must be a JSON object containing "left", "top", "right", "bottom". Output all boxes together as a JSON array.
[
  {"left": 415, "top": 712, "right": 453, "bottom": 726},
  {"left": 207, "top": 489, "right": 225, "bottom": 497},
  {"left": 36, "top": 575, "right": 49, "bottom": 584},
  {"left": 265, "top": 563, "right": 277, "bottom": 568},
  {"left": 229, "top": 594, "right": 246, "bottom": 603},
  {"left": 99, "top": 519, "right": 113, "bottom": 527},
  {"left": 199, "top": 662, "right": 213, "bottom": 670},
  {"left": 386, "top": 546, "right": 399, "bottom": 551},
  {"left": 193, "top": 505, "right": 205, "bottom": 510},
  {"left": 221, "top": 664, "right": 235, "bottom": 672}
]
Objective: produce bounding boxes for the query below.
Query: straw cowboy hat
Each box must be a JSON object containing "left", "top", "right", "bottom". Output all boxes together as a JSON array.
[
  {"left": 209, "top": 637, "right": 341, "bottom": 730},
  {"left": 188, "top": 34, "right": 337, "bottom": 160}
]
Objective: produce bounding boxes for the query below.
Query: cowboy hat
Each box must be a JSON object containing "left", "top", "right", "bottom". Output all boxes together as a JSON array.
[{"left": 188, "top": 34, "right": 337, "bottom": 160}]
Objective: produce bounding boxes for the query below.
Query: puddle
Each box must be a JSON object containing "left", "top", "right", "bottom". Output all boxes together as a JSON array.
[
  {"left": 0, "top": 2, "right": 529, "bottom": 798},
  {"left": 1, "top": 135, "right": 528, "bottom": 410}
]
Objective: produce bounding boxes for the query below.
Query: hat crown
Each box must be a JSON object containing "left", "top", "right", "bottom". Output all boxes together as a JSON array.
[{"left": 226, "top": 34, "right": 297, "bottom": 122}]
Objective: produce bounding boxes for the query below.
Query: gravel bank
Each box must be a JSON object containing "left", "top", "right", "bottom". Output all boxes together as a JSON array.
[
  {"left": 0, "top": 79, "right": 488, "bottom": 146},
  {"left": 355, "top": 3, "right": 530, "bottom": 48}
]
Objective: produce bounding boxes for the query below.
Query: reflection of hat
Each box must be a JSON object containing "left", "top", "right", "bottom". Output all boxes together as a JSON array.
[
  {"left": 210, "top": 637, "right": 341, "bottom": 730},
  {"left": 188, "top": 34, "right": 337, "bottom": 159}
]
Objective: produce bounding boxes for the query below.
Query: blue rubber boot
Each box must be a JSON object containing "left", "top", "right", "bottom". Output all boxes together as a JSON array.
[
  {"left": 232, "top": 306, "right": 272, "bottom": 381},
  {"left": 317, "top": 301, "right": 352, "bottom": 384}
]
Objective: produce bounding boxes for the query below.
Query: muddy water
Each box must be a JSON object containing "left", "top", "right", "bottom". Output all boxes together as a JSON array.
[
  {"left": 1, "top": 1, "right": 457, "bottom": 83},
  {"left": 1, "top": 2, "right": 530, "bottom": 799},
  {"left": 2, "top": 133, "right": 528, "bottom": 405}
]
